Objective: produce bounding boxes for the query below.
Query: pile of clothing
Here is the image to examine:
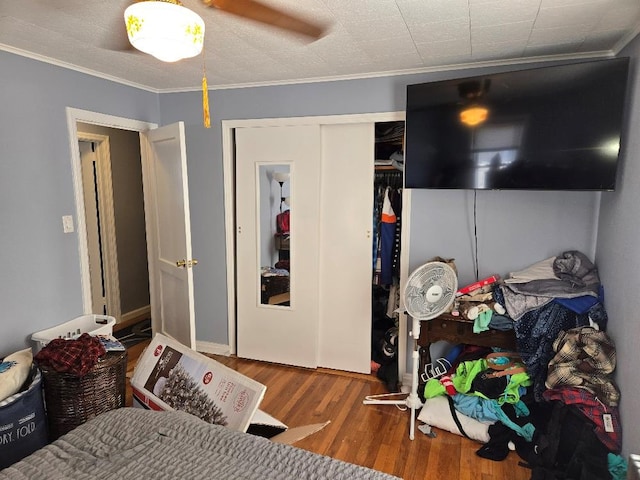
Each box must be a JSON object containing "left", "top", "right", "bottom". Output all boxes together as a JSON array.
[
  {"left": 422, "top": 348, "right": 535, "bottom": 460},
  {"left": 498, "top": 250, "right": 607, "bottom": 400},
  {"left": 418, "top": 251, "right": 627, "bottom": 479},
  {"left": 496, "top": 251, "right": 623, "bottom": 470}
]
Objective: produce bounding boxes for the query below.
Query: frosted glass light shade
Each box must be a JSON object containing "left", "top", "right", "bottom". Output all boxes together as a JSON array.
[{"left": 124, "top": 1, "right": 205, "bottom": 63}]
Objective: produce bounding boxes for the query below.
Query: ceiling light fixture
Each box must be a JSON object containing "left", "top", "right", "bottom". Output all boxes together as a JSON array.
[
  {"left": 460, "top": 106, "right": 489, "bottom": 127},
  {"left": 457, "top": 79, "right": 491, "bottom": 128},
  {"left": 124, "top": 0, "right": 205, "bottom": 63}
]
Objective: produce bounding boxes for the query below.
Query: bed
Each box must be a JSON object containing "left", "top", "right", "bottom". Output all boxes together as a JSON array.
[{"left": 0, "top": 408, "right": 400, "bottom": 479}]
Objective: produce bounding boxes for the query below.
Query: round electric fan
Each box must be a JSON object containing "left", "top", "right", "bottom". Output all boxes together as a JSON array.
[
  {"left": 364, "top": 261, "right": 458, "bottom": 440},
  {"left": 404, "top": 261, "right": 458, "bottom": 320}
]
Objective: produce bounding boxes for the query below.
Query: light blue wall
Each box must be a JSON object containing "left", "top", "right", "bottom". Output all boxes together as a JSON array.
[
  {"left": 409, "top": 189, "right": 598, "bottom": 371},
  {"left": 0, "top": 51, "right": 159, "bottom": 356},
  {"left": 407, "top": 189, "right": 599, "bottom": 285},
  {"left": 160, "top": 66, "right": 600, "bottom": 347},
  {"left": 596, "top": 34, "right": 640, "bottom": 458}
]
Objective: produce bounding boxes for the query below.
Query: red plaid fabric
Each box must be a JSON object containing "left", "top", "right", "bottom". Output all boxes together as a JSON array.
[
  {"left": 35, "top": 333, "right": 106, "bottom": 376},
  {"left": 543, "top": 387, "right": 621, "bottom": 453}
]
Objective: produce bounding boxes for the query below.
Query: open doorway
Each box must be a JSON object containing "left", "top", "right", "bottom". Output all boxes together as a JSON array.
[
  {"left": 67, "top": 109, "right": 158, "bottom": 332},
  {"left": 76, "top": 124, "right": 150, "bottom": 331},
  {"left": 78, "top": 138, "right": 117, "bottom": 318},
  {"left": 67, "top": 109, "right": 197, "bottom": 348}
]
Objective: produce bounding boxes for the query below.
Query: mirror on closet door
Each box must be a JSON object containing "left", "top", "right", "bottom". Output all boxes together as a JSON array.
[{"left": 259, "top": 165, "right": 291, "bottom": 307}]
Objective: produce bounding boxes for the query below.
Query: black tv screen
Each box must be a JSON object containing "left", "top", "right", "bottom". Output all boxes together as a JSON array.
[{"left": 405, "top": 57, "right": 630, "bottom": 190}]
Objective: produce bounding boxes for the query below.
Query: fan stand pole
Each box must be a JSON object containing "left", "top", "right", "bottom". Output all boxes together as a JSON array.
[
  {"left": 406, "top": 315, "right": 423, "bottom": 440},
  {"left": 363, "top": 316, "right": 423, "bottom": 440}
]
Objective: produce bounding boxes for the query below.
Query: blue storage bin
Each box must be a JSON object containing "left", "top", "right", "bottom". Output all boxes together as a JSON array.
[{"left": 0, "top": 368, "right": 49, "bottom": 469}]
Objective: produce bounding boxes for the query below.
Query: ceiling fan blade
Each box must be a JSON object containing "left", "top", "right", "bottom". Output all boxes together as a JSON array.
[{"left": 203, "top": 0, "right": 327, "bottom": 40}]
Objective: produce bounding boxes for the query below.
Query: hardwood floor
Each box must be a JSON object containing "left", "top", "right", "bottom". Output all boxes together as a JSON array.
[{"left": 125, "top": 340, "right": 531, "bottom": 480}]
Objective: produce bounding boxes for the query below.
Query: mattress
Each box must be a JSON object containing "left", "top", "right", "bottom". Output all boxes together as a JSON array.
[{"left": 0, "top": 408, "right": 400, "bottom": 480}]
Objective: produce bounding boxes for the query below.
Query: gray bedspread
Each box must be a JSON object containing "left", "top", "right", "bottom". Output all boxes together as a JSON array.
[{"left": 0, "top": 408, "right": 400, "bottom": 479}]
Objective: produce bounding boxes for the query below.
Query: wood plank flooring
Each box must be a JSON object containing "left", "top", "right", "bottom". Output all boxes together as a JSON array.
[{"left": 125, "top": 340, "right": 531, "bottom": 480}]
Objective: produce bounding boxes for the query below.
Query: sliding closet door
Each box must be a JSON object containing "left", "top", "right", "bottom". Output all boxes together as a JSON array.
[
  {"left": 235, "top": 125, "right": 321, "bottom": 368},
  {"left": 318, "top": 123, "right": 374, "bottom": 373}
]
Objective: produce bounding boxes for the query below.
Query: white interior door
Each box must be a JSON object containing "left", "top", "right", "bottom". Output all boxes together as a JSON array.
[
  {"left": 235, "top": 125, "right": 321, "bottom": 368},
  {"left": 318, "top": 123, "right": 374, "bottom": 373},
  {"left": 140, "top": 122, "right": 196, "bottom": 349}
]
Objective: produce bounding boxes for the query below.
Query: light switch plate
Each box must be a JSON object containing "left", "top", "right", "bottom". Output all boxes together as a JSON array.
[{"left": 62, "top": 215, "right": 74, "bottom": 233}]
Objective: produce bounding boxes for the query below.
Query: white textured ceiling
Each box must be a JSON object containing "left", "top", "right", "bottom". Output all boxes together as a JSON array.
[{"left": 1, "top": 0, "right": 639, "bottom": 92}]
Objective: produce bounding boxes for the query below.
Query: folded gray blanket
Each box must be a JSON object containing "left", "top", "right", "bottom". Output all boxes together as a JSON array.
[
  {"left": 505, "top": 250, "right": 600, "bottom": 299},
  {"left": 0, "top": 408, "right": 401, "bottom": 480}
]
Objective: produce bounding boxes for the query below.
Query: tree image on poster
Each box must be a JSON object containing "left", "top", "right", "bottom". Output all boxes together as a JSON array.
[{"left": 157, "top": 363, "right": 228, "bottom": 426}]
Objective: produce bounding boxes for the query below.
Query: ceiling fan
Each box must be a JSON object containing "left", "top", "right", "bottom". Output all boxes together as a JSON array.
[
  {"left": 118, "top": 0, "right": 327, "bottom": 61},
  {"left": 119, "top": 0, "right": 327, "bottom": 126}
]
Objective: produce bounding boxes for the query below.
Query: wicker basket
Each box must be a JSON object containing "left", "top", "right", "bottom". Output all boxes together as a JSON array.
[{"left": 39, "top": 351, "right": 127, "bottom": 440}]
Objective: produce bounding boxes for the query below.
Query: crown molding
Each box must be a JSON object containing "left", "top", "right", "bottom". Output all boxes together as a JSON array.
[
  {"left": 193, "top": 51, "right": 614, "bottom": 92},
  {"left": 0, "top": 43, "right": 161, "bottom": 93},
  {"left": 613, "top": 24, "right": 640, "bottom": 55},
  {"left": 0, "top": 42, "right": 617, "bottom": 94}
]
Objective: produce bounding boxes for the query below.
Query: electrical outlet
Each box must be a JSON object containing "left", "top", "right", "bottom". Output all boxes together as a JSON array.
[{"left": 62, "top": 215, "right": 74, "bottom": 233}]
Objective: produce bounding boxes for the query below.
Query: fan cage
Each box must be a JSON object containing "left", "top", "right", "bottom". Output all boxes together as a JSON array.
[{"left": 403, "top": 261, "right": 458, "bottom": 320}]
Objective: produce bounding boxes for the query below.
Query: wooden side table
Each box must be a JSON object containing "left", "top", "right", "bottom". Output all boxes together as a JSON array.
[{"left": 417, "top": 313, "right": 517, "bottom": 382}]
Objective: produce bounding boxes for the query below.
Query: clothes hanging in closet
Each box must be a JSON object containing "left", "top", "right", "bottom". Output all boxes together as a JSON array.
[{"left": 372, "top": 171, "right": 402, "bottom": 286}]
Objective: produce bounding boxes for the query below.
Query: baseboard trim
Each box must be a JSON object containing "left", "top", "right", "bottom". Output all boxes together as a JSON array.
[
  {"left": 196, "top": 341, "right": 231, "bottom": 356},
  {"left": 115, "top": 305, "right": 151, "bottom": 332}
]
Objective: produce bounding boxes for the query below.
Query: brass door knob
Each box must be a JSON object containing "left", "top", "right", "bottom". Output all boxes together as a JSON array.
[{"left": 176, "top": 259, "right": 199, "bottom": 268}]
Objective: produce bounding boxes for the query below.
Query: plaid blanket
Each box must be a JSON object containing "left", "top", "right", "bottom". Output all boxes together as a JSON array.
[
  {"left": 545, "top": 326, "right": 619, "bottom": 406},
  {"left": 35, "top": 333, "right": 105, "bottom": 376}
]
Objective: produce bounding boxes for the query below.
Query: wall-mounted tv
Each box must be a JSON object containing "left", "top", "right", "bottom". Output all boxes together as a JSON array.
[{"left": 405, "top": 57, "right": 630, "bottom": 190}]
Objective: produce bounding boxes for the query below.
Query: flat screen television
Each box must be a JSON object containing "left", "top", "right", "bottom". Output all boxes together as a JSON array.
[{"left": 405, "top": 57, "right": 630, "bottom": 190}]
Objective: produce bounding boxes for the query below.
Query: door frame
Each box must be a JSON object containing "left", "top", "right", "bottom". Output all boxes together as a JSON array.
[
  {"left": 66, "top": 107, "right": 158, "bottom": 321},
  {"left": 222, "top": 112, "right": 412, "bottom": 378},
  {"left": 77, "top": 134, "right": 121, "bottom": 320}
]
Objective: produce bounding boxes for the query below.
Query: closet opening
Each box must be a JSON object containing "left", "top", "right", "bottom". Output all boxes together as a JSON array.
[{"left": 371, "top": 120, "right": 405, "bottom": 392}]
